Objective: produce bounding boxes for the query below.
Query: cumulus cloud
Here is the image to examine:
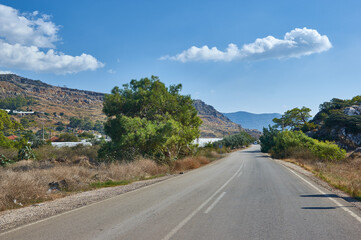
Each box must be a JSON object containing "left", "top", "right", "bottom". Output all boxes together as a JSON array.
[
  {"left": 162, "top": 28, "right": 332, "bottom": 62},
  {"left": 0, "top": 4, "right": 103, "bottom": 74}
]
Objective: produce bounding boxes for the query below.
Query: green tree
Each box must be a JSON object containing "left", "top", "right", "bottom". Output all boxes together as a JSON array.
[
  {"left": 0, "top": 96, "right": 35, "bottom": 110},
  {"left": 273, "top": 107, "right": 311, "bottom": 129},
  {"left": 20, "top": 118, "right": 30, "bottom": 128},
  {"left": 260, "top": 126, "right": 280, "bottom": 153},
  {"left": 0, "top": 110, "right": 23, "bottom": 148},
  {"left": 100, "top": 76, "right": 202, "bottom": 162}
]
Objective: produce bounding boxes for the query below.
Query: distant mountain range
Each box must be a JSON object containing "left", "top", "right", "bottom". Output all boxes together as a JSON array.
[
  {"left": 223, "top": 111, "right": 281, "bottom": 131},
  {"left": 0, "top": 74, "right": 261, "bottom": 138}
]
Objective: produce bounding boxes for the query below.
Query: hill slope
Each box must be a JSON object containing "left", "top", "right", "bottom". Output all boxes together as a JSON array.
[
  {"left": 0, "top": 74, "right": 105, "bottom": 122},
  {"left": 193, "top": 100, "right": 262, "bottom": 138},
  {"left": 223, "top": 111, "right": 281, "bottom": 131},
  {"left": 0, "top": 74, "right": 260, "bottom": 138},
  {"left": 193, "top": 100, "right": 241, "bottom": 137}
]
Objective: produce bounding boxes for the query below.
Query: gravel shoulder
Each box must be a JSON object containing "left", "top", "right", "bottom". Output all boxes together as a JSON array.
[
  {"left": 275, "top": 158, "right": 361, "bottom": 211},
  {"left": 0, "top": 174, "right": 176, "bottom": 233}
]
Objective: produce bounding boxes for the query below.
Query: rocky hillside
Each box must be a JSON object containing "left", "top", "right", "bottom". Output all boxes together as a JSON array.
[
  {"left": 193, "top": 100, "right": 261, "bottom": 138},
  {"left": 310, "top": 96, "right": 361, "bottom": 150},
  {"left": 0, "top": 74, "right": 105, "bottom": 122},
  {"left": 223, "top": 111, "right": 281, "bottom": 131},
  {"left": 0, "top": 74, "right": 260, "bottom": 138}
]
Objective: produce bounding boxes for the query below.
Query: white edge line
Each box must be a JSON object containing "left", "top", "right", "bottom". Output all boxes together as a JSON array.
[
  {"left": 280, "top": 163, "right": 361, "bottom": 224},
  {"left": 161, "top": 163, "right": 244, "bottom": 240},
  {"left": 204, "top": 192, "right": 226, "bottom": 214}
]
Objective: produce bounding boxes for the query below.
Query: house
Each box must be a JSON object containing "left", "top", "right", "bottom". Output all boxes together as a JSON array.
[
  {"left": 49, "top": 136, "right": 60, "bottom": 142},
  {"left": 7, "top": 135, "right": 18, "bottom": 140}
]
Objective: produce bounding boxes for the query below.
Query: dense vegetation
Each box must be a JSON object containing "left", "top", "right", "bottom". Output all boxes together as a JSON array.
[
  {"left": 99, "top": 76, "right": 202, "bottom": 162},
  {"left": 0, "top": 110, "right": 25, "bottom": 149},
  {"left": 212, "top": 131, "right": 254, "bottom": 149},
  {"left": 0, "top": 96, "right": 35, "bottom": 110},
  {"left": 260, "top": 127, "right": 346, "bottom": 161},
  {"left": 309, "top": 96, "right": 361, "bottom": 147},
  {"left": 261, "top": 102, "right": 347, "bottom": 161},
  {"left": 67, "top": 117, "right": 104, "bottom": 133}
]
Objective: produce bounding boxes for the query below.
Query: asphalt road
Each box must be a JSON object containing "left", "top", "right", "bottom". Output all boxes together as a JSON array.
[{"left": 2, "top": 145, "right": 361, "bottom": 240}]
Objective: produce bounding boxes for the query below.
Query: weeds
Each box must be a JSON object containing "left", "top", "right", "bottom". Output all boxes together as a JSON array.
[{"left": 289, "top": 155, "right": 361, "bottom": 200}]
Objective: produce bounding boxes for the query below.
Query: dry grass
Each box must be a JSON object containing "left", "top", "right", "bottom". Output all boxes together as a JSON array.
[
  {"left": 288, "top": 154, "right": 361, "bottom": 200},
  {"left": 0, "top": 159, "right": 168, "bottom": 211},
  {"left": 0, "top": 151, "right": 223, "bottom": 211},
  {"left": 173, "top": 156, "right": 210, "bottom": 171}
]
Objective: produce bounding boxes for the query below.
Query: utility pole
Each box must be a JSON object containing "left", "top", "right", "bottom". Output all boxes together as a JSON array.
[{"left": 42, "top": 123, "right": 45, "bottom": 140}]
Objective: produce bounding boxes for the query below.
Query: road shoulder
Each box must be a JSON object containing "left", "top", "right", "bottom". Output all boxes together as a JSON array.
[
  {"left": 0, "top": 175, "right": 175, "bottom": 233},
  {"left": 274, "top": 158, "right": 361, "bottom": 212}
]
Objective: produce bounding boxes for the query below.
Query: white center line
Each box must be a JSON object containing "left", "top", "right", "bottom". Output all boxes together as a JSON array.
[
  {"left": 204, "top": 192, "right": 226, "bottom": 214},
  {"left": 161, "top": 162, "right": 244, "bottom": 240}
]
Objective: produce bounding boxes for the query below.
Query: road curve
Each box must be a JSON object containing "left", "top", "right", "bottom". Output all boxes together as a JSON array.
[{"left": 1, "top": 145, "right": 361, "bottom": 240}]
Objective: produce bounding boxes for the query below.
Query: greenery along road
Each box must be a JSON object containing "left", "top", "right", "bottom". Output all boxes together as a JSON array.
[{"left": 2, "top": 145, "right": 361, "bottom": 240}]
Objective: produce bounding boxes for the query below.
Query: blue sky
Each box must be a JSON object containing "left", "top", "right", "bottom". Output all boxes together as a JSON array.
[{"left": 0, "top": 0, "right": 361, "bottom": 115}]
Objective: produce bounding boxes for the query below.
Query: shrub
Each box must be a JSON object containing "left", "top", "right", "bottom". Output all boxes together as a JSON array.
[
  {"left": 58, "top": 133, "right": 79, "bottom": 142},
  {"left": 213, "top": 131, "right": 254, "bottom": 150},
  {"left": 78, "top": 132, "right": 95, "bottom": 139},
  {"left": 18, "top": 146, "right": 36, "bottom": 160},
  {"left": 264, "top": 130, "right": 346, "bottom": 161},
  {"left": 260, "top": 126, "right": 279, "bottom": 153}
]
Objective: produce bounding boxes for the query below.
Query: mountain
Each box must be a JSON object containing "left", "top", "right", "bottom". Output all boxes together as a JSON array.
[
  {"left": 0, "top": 74, "right": 261, "bottom": 138},
  {"left": 223, "top": 111, "right": 281, "bottom": 131},
  {"left": 193, "top": 100, "right": 262, "bottom": 138},
  {"left": 193, "top": 100, "right": 241, "bottom": 137}
]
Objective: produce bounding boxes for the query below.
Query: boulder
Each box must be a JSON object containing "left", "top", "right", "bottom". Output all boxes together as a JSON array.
[{"left": 344, "top": 105, "right": 361, "bottom": 116}]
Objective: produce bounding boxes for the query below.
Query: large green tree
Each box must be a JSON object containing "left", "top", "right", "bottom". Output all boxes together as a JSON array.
[
  {"left": 100, "top": 76, "right": 202, "bottom": 162},
  {"left": 273, "top": 107, "right": 311, "bottom": 130}
]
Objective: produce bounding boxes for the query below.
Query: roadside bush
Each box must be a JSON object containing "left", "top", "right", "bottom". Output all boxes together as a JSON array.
[
  {"left": 213, "top": 131, "right": 254, "bottom": 150},
  {"left": 264, "top": 130, "right": 346, "bottom": 161},
  {"left": 33, "top": 145, "right": 100, "bottom": 162},
  {"left": 260, "top": 126, "right": 279, "bottom": 153}
]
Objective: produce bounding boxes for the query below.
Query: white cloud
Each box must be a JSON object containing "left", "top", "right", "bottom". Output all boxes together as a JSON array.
[
  {"left": 0, "top": 70, "right": 13, "bottom": 74},
  {"left": 0, "top": 40, "right": 103, "bottom": 74},
  {"left": 0, "top": 4, "right": 103, "bottom": 74},
  {"left": 162, "top": 28, "right": 332, "bottom": 62},
  {"left": 107, "top": 69, "right": 116, "bottom": 74}
]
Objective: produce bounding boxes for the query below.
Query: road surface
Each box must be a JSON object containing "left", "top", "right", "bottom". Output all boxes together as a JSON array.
[{"left": 2, "top": 145, "right": 361, "bottom": 239}]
